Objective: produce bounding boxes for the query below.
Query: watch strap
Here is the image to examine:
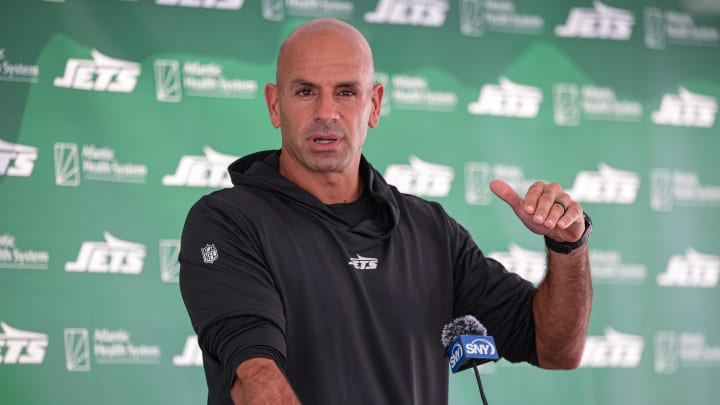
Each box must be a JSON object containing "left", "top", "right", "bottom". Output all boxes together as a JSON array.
[{"left": 544, "top": 212, "right": 593, "bottom": 254}]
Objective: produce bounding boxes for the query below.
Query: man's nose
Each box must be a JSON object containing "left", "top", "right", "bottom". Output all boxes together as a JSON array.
[{"left": 314, "top": 92, "right": 339, "bottom": 124}]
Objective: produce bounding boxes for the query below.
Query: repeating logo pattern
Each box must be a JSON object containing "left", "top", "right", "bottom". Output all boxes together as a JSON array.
[{"left": 1, "top": 3, "right": 718, "bottom": 403}]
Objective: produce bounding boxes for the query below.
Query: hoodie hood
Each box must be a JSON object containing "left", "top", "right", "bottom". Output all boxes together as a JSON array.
[{"left": 228, "top": 150, "right": 400, "bottom": 239}]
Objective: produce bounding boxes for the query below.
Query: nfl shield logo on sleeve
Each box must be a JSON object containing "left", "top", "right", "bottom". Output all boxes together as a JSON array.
[{"left": 201, "top": 244, "right": 218, "bottom": 264}]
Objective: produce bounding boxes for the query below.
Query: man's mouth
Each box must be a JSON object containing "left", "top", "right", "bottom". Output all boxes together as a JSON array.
[{"left": 313, "top": 137, "right": 337, "bottom": 144}]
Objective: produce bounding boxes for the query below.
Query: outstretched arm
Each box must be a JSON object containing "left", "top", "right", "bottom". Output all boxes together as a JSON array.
[{"left": 490, "top": 180, "right": 592, "bottom": 369}]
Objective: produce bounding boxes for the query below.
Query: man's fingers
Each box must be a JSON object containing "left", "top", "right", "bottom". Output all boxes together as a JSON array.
[
  {"left": 492, "top": 179, "right": 587, "bottom": 241},
  {"left": 523, "top": 181, "right": 545, "bottom": 215},
  {"left": 533, "top": 183, "right": 563, "bottom": 225},
  {"left": 489, "top": 179, "right": 523, "bottom": 211},
  {"left": 544, "top": 203, "right": 567, "bottom": 228}
]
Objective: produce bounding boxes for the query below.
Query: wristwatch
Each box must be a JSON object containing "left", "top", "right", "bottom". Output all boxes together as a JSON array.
[{"left": 544, "top": 212, "right": 593, "bottom": 254}]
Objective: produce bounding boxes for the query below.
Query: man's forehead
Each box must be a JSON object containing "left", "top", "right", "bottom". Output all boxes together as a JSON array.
[
  {"left": 275, "top": 18, "right": 375, "bottom": 84},
  {"left": 278, "top": 45, "right": 374, "bottom": 86}
]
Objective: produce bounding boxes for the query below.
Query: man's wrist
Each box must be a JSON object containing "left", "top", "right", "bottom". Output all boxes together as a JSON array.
[{"left": 544, "top": 213, "right": 592, "bottom": 254}]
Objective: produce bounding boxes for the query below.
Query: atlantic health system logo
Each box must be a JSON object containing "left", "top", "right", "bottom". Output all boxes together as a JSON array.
[
  {"left": 459, "top": 0, "right": 544, "bottom": 38},
  {"left": 464, "top": 162, "right": 539, "bottom": 206},
  {"left": 154, "top": 59, "right": 258, "bottom": 103},
  {"left": 651, "top": 168, "right": 720, "bottom": 212},
  {"left": 375, "top": 72, "right": 458, "bottom": 113},
  {"left": 261, "top": 0, "right": 354, "bottom": 22},
  {"left": 644, "top": 7, "right": 720, "bottom": 50},
  {"left": 0, "top": 48, "right": 40, "bottom": 83},
  {"left": 53, "top": 142, "right": 148, "bottom": 186},
  {"left": 552, "top": 83, "right": 642, "bottom": 126},
  {"left": 0, "top": 233, "right": 50, "bottom": 270},
  {"left": 654, "top": 331, "right": 720, "bottom": 374},
  {"left": 64, "top": 327, "right": 162, "bottom": 371}
]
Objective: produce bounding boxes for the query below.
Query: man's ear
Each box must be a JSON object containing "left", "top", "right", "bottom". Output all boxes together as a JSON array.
[
  {"left": 368, "top": 82, "right": 384, "bottom": 128},
  {"left": 265, "top": 83, "right": 281, "bottom": 128}
]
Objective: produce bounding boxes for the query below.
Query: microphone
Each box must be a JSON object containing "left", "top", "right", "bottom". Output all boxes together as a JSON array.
[{"left": 441, "top": 315, "right": 499, "bottom": 405}]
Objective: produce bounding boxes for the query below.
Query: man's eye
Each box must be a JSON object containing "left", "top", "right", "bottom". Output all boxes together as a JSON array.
[
  {"left": 338, "top": 89, "right": 355, "bottom": 97},
  {"left": 297, "top": 89, "right": 313, "bottom": 96}
]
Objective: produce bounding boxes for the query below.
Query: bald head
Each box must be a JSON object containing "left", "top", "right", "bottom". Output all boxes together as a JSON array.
[{"left": 276, "top": 18, "right": 375, "bottom": 86}]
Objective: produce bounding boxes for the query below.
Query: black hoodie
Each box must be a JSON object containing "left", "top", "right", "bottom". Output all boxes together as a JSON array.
[{"left": 179, "top": 150, "right": 538, "bottom": 405}]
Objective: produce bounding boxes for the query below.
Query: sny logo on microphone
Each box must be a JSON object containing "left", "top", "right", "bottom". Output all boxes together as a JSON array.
[{"left": 448, "top": 335, "right": 498, "bottom": 373}]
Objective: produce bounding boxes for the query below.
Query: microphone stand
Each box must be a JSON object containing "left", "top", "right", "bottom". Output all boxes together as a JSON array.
[{"left": 471, "top": 361, "right": 489, "bottom": 405}]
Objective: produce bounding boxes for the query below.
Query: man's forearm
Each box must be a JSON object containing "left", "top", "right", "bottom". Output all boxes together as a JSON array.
[
  {"left": 231, "top": 358, "right": 301, "bottom": 405},
  {"left": 533, "top": 244, "right": 592, "bottom": 369}
]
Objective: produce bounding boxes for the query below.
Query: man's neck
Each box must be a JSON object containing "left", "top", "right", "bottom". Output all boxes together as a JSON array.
[{"left": 278, "top": 155, "right": 364, "bottom": 205}]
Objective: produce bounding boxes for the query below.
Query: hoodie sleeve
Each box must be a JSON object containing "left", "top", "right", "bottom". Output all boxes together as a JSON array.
[
  {"left": 178, "top": 193, "right": 288, "bottom": 383},
  {"left": 447, "top": 214, "right": 539, "bottom": 366}
]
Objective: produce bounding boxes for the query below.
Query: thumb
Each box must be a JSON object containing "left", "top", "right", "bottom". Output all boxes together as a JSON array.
[{"left": 490, "top": 179, "right": 523, "bottom": 211}]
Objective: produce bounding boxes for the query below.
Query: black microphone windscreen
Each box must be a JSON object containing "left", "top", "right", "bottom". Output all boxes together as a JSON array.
[{"left": 441, "top": 315, "right": 487, "bottom": 349}]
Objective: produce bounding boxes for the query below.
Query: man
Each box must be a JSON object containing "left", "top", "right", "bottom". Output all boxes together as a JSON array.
[{"left": 179, "top": 18, "right": 592, "bottom": 405}]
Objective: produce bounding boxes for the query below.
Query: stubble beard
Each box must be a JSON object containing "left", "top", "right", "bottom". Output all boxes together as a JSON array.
[{"left": 299, "top": 122, "right": 357, "bottom": 173}]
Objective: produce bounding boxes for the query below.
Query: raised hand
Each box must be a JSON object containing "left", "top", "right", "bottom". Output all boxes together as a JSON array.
[{"left": 489, "top": 179, "right": 585, "bottom": 243}]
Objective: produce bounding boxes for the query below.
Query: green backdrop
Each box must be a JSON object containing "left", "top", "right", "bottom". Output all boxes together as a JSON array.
[{"left": 1, "top": 0, "right": 719, "bottom": 404}]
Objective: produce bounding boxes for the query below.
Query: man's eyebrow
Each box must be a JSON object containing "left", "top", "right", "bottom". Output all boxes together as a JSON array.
[
  {"left": 336, "top": 81, "right": 361, "bottom": 88},
  {"left": 290, "top": 79, "right": 317, "bottom": 88},
  {"left": 289, "top": 80, "right": 361, "bottom": 88}
]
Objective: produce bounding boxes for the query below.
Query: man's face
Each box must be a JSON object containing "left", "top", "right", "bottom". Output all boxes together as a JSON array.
[{"left": 265, "top": 30, "right": 383, "bottom": 175}]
